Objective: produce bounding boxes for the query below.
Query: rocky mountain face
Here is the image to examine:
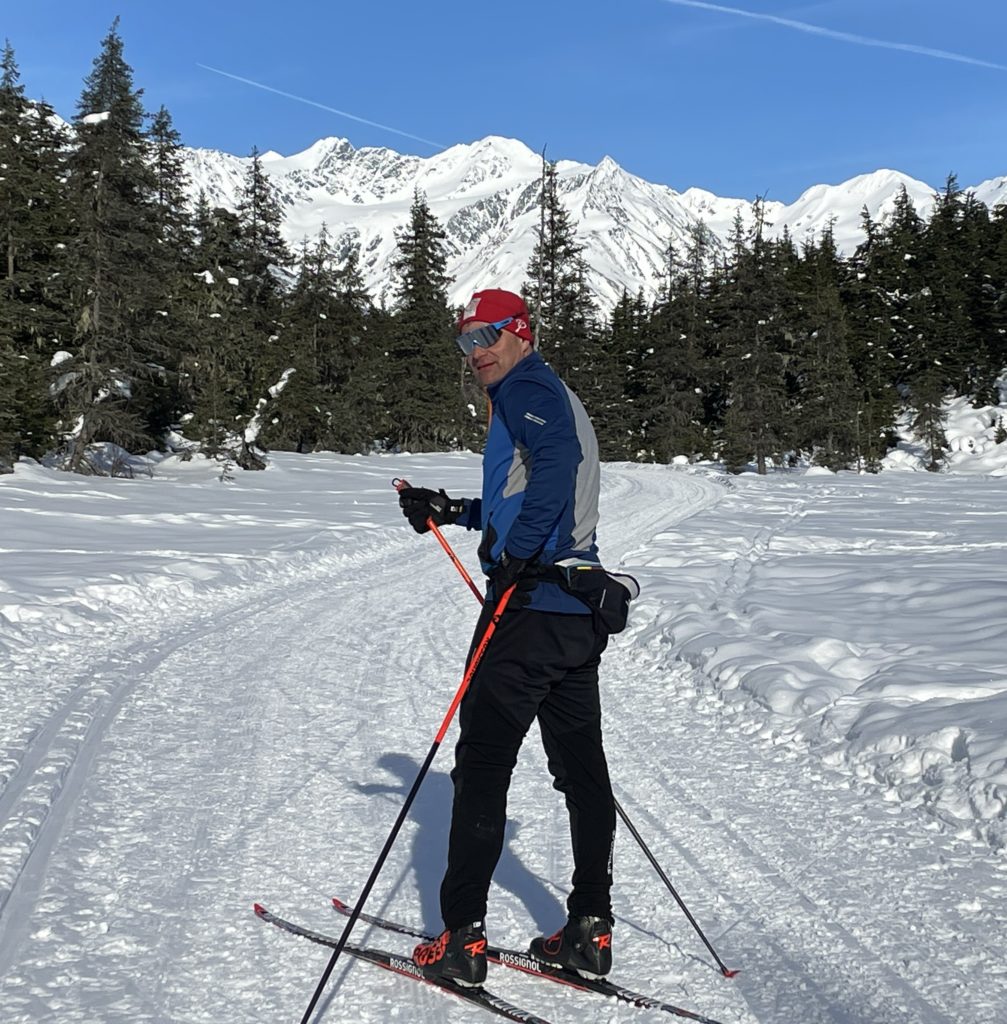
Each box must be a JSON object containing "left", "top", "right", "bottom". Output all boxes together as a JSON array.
[{"left": 182, "top": 135, "right": 1007, "bottom": 312}]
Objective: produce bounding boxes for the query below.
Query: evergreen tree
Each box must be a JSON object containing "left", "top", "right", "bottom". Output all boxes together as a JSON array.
[
  {"left": 844, "top": 207, "right": 904, "bottom": 468},
  {"left": 319, "top": 237, "right": 385, "bottom": 451},
  {"left": 842, "top": 271, "right": 898, "bottom": 469},
  {"left": 896, "top": 178, "right": 975, "bottom": 471},
  {"left": 147, "top": 105, "right": 192, "bottom": 251},
  {"left": 791, "top": 224, "right": 860, "bottom": 468},
  {"left": 143, "top": 103, "right": 195, "bottom": 440},
  {"left": 868, "top": 184, "right": 925, "bottom": 380},
  {"left": 175, "top": 198, "right": 253, "bottom": 454},
  {"left": 635, "top": 232, "right": 707, "bottom": 461},
  {"left": 385, "top": 190, "right": 472, "bottom": 450},
  {"left": 916, "top": 175, "right": 977, "bottom": 393},
  {"left": 600, "top": 290, "right": 645, "bottom": 459},
  {"left": 849, "top": 187, "right": 936, "bottom": 467},
  {"left": 523, "top": 160, "right": 597, "bottom": 388},
  {"left": 236, "top": 146, "right": 293, "bottom": 309},
  {"left": 958, "top": 190, "right": 1000, "bottom": 405},
  {"left": 716, "top": 204, "right": 790, "bottom": 473},
  {"left": 0, "top": 41, "right": 68, "bottom": 467},
  {"left": 259, "top": 226, "right": 379, "bottom": 453},
  {"left": 987, "top": 201, "right": 1007, "bottom": 389},
  {"left": 57, "top": 19, "right": 168, "bottom": 472}
]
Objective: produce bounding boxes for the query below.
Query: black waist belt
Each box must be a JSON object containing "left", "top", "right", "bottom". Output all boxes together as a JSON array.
[{"left": 536, "top": 563, "right": 641, "bottom": 635}]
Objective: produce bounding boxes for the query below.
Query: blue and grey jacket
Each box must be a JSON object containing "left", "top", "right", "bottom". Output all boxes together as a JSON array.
[{"left": 457, "top": 351, "right": 601, "bottom": 613}]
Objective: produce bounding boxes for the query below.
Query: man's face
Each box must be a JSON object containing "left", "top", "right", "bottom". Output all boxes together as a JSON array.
[{"left": 462, "top": 321, "right": 532, "bottom": 387}]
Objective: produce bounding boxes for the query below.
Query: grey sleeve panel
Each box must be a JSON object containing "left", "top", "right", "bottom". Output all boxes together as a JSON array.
[
  {"left": 502, "top": 441, "right": 532, "bottom": 500},
  {"left": 564, "top": 383, "right": 601, "bottom": 553}
]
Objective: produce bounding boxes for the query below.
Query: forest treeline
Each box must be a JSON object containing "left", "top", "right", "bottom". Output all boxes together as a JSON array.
[{"left": 2, "top": 23, "right": 1005, "bottom": 476}]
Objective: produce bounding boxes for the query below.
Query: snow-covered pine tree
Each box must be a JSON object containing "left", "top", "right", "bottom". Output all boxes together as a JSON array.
[
  {"left": 523, "top": 160, "right": 597, "bottom": 389},
  {"left": 58, "top": 19, "right": 164, "bottom": 473},
  {"left": 386, "top": 189, "right": 473, "bottom": 451},
  {"left": 143, "top": 103, "right": 196, "bottom": 443},
  {"left": 0, "top": 41, "right": 69, "bottom": 469},
  {"left": 174, "top": 197, "right": 251, "bottom": 454}
]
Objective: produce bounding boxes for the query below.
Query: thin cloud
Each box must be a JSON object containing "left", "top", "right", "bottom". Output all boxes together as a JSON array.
[
  {"left": 659, "top": 0, "right": 1007, "bottom": 72},
  {"left": 197, "top": 64, "right": 447, "bottom": 150}
]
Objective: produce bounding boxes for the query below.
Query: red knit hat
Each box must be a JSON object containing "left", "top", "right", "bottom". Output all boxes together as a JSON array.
[{"left": 458, "top": 289, "right": 534, "bottom": 345}]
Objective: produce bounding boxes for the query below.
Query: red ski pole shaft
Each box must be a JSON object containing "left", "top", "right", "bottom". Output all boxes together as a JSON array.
[
  {"left": 298, "top": 586, "right": 515, "bottom": 1023},
  {"left": 393, "top": 477, "right": 484, "bottom": 604}
]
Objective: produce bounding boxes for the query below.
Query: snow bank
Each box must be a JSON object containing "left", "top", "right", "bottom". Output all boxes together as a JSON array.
[
  {"left": 622, "top": 469, "right": 1007, "bottom": 849},
  {"left": 883, "top": 388, "right": 1007, "bottom": 476}
]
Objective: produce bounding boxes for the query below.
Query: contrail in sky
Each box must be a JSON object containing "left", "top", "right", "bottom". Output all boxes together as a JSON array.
[
  {"left": 197, "top": 64, "right": 448, "bottom": 149},
  {"left": 658, "top": 0, "right": 1007, "bottom": 72}
]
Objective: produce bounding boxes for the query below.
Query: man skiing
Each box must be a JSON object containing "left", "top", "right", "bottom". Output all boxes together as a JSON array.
[{"left": 398, "top": 288, "right": 616, "bottom": 988}]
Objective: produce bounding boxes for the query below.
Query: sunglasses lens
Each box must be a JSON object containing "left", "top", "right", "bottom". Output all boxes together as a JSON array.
[{"left": 456, "top": 323, "right": 500, "bottom": 355}]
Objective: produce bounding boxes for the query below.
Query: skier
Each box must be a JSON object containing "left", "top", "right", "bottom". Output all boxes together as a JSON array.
[{"left": 398, "top": 288, "right": 616, "bottom": 988}]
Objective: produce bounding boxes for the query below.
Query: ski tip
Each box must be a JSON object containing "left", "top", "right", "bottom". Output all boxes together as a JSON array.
[
  {"left": 332, "top": 898, "right": 349, "bottom": 911},
  {"left": 253, "top": 903, "right": 265, "bottom": 915},
  {"left": 721, "top": 967, "right": 740, "bottom": 979}
]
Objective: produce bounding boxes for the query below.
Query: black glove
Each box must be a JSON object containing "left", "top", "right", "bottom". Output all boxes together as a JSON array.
[
  {"left": 489, "top": 550, "right": 538, "bottom": 608},
  {"left": 398, "top": 486, "right": 465, "bottom": 534}
]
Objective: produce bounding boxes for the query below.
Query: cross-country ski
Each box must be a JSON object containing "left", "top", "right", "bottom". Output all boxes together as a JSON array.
[
  {"left": 330, "top": 896, "right": 731, "bottom": 1024},
  {"left": 255, "top": 904, "right": 554, "bottom": 1024}
]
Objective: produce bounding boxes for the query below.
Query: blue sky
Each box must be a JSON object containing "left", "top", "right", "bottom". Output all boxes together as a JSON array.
[{"left": 5, "top": 0, "right": 1006, "bottom": 202}]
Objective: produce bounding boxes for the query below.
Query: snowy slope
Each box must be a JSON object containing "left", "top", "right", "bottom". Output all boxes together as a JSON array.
[
  {"left": 183, "top": 134, "right": 1007, "bottom": 310},
  {"left": 1, "top": 450, "right": 1006, "bottom": 1023}
]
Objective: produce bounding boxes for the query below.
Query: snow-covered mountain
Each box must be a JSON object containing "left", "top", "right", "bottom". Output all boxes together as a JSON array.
[{"left": 183, "top": 136, "right": 1007, "bottom": 311}]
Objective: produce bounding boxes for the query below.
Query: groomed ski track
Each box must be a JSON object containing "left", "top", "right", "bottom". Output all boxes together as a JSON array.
[{"left": 0, "top": 456, "right": 1003, "bottom": 1023}]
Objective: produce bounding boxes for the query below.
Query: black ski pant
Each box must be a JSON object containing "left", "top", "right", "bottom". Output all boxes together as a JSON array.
[{"left": 440, "top": 604, "right": 615, "bottom": 930}]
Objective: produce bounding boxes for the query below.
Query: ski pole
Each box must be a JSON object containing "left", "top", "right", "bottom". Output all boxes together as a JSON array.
[
  {"left": 393, "top": 477, "right": 483, "bottom": 603},
  {"left": 298, "top": 585, "right": 517, "bottom": 1024},
  {"left": 398, "top": 483, "right": 739, "bottom": 978},
  {"left": 613, "top": 798, "right": 738, "bottom": 977}
]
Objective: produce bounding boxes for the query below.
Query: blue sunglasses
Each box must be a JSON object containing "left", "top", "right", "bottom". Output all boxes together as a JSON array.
[{"left": 456, "top": 317, "right": 514, "bottom": 356}]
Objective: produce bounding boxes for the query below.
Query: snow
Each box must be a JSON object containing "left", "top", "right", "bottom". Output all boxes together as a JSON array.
[
  {"left": 181, "top": 134, "right": 1005, "bottom": 313},
  {"left": 884, "top": 391, "right": 1007, "bottom": 476},
  {"left": 1, "top": 444, "right": 1006, "bottom": 1022}
]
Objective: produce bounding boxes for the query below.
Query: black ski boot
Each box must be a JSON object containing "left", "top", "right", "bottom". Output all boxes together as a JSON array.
[
  {"left": 529, "top": 915, "right": 613, "bottom": 978},
  {"left": 413, "top": 921, "right": 488, "bottom": 987}
]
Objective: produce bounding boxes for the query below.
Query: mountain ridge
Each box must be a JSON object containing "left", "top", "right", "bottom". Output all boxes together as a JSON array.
[{"left": 181, "top": 134, "right": 1007, "bottom": 311}]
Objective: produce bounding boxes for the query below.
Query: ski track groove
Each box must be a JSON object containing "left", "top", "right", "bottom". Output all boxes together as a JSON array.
[
  {"left": 0, "top": 527, "right": 420, "bottom": 990},
  {"left": 0, "top": 590, "right": 290, "bottom": 965},
  {"left": 0, "top": 521, "right": 476, "bottom": 1023}
]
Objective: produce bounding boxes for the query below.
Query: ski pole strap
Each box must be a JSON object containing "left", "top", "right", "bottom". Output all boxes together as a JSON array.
[{"left": 536, "top": 561, "right": 641, "bottom": 635}]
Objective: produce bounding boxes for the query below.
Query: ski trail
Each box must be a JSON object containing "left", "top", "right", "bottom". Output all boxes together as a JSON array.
[
  {"left": 0, "top": 588, "right": 296, "bottom": 961},
  {"left": 0, "top": 524, "right": 448, "bottom": 1019},
  {"left": 2, "top": 462, "right": 1003, "bottom": 1023}
]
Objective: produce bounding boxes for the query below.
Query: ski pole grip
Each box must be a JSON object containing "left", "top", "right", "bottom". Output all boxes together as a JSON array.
[{"left": 392, "top": 477, "right": 485, "bottom": 604}]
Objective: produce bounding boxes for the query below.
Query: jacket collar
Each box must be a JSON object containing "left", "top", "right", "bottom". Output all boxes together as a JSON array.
[{"left": 486, "top": 350, "right": 544, "bottom": 400}]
